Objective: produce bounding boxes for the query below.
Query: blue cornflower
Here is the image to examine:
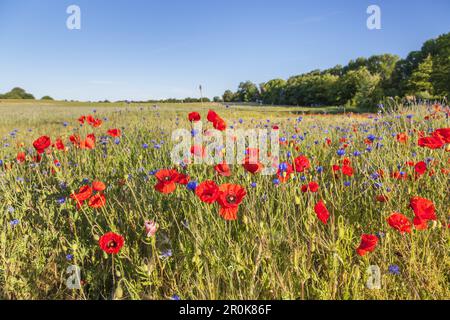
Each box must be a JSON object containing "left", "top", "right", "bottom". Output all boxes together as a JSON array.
[
  {"left": 10, "top": 219, "right": 19, "bottom": 226},
  {"left": 161, "top": 249, "right": 172, "bottom": 258},
  {"left": 66, "top": 254, "right": 74, "bottom": 261},
  {"left": 250, "top": 182, "right": 257, "bottom": 188},
  {"left": 187, "top": 181, "right": 198, "bottom": 191},
  {"left": 278, "top": 162, "right": 288, "bottom": 172},
  {"left": 388, "top": 264, "right": 400, "bottom": 275},
  {"left": 371, "top": 173, "right": 380, "bottom": 180}
]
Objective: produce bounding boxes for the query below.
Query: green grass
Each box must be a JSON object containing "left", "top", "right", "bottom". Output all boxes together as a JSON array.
[{"left": 0, "top": 100, "right": 448, "bottom": 300}]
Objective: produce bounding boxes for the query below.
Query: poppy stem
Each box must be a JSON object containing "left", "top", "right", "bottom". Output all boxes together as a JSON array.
[{"left": 111, "top": 256, "right": 116, "bottom": 299}]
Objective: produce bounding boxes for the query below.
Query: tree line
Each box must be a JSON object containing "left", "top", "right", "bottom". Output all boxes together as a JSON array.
[
  {"left": 0, "top": 87, "right": 54, "bottom": 101},
  {"left": 222, "top": 32, "right": 450, "bottom": 110}
]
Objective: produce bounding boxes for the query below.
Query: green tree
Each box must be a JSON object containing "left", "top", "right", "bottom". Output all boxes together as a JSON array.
[
  {"left": 259, "top": 79, "right": 286, "bottom": 105},
  {"left": 222, "top": 90, "right": 235, "bottom": 102},
  {"left": 235, "top": 81, "right": 260, "bottom": 102},
  {"left": 407, "top": 54, "right": 434, "bottom": 97},
  {"left": 429, "top": 33, "right": 450, "bottom": 97},
  {"left": 338, "top": 67, "right": 381, "bottom": 109},
  {"left": 2, "top": 87, "right": 35, "bottom": 99},
  {"left": 41, "top": 96, "right": 54, "bottom": 100}
]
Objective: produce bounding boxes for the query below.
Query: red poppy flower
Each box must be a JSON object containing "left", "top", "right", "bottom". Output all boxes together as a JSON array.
[
  {"left": 107, "top": 129, "right": 121, "bottom": 137},
  {"left": 212, "top": 117, "right": 227, "bottom": 131},
  {"left": 207, "top": 110, "right": 219, "bottom": 122},
  {"left": 396, "top": 133, "right": 408, "bottom": 143},
  {"left": 376, "top": 194, "right": 389, "bottom": 202},
  {"left": 293, "top": 155, "right": 310, "bottom": 173},
  {"left": 206, "top": 110, "right": 227, "bottom": 131},
  {"left": 78, "top": 115, "right": 86, "bottom": 124},
  {"left": 92, "top": 181, "right": 106, "bottom": 192},
  {"left": 387, "top": 212, "right": 412, "bottom": 234},
  {"left": 175, "top": 173, "right": 190, "bottom": 185},
  {"left": 418, "top": 136, "right": 445, "bottom": 149},
  {"left": 16, "top": 152, "right": 26, "bottom": 163},
  {"left": 188, "top": 112, "right": 201, "bottom": 122},
  {"left": 71, "top": 185, "right": 93, "bottom": 202},
  {"left": 87, "top": 115, "right": 102, "bottom": 128},
  {"left": 342, "top": 165, "right": 354, "bottom": 177},
  {"left": 88, "top": 193, "right": 106, "bottom": 208},
  {"left": 410, "top": 197, "right": 436, "bottom": 221},
  {"left": 195, "top": 180, "right": 220, "bottom": 203},
  {"left": 332, "top": 165, "right": 341, "bottom": 172},
  {"left": 154, "top": 169, "right": 179, "bottom": 194},
  {"left": 70, "top": 134, "right": 81, "bottom": 146},
  {"left": 99, "top": 232, "right": 124, "bottom": 254},
  {"left": 308, "top": 181, "right": 319, "bottom": 192},
  {"left": 215, "top": 162, "right": 231, "bottom": 176},
  {"left": 432, "top": 128, "right": 450, "bottom": 143},
  {"left": 406, "top": 161, "right": 415, "bottom": 167},
  {"left": 33, "top": 136, "right": 51, "bottom": 154},
  {"left": 302, "top": 181, "right": 319, "bottom": 193},
  {"left": 243, "top": 157, "right": 264, "bottom": 174},
  {"left": 84, "top": 134, "right": 96, "bottom": 149},
  {"left": 414, "top": 161, "right": 427, "bottom": 176},
  {"left": 216, "top": 183, "right": 246, "bottom": 220},
  {"left": 54, "top": 138, "right": 65, "bottom": 150},
  {"left": 314, "top": 200, "right": 329, "bottom": 224},
  {"left": 356, "top": 234, "right": 378, "bottom": 256},
  {"left": 413, "top": 217, "right": 428, "bottom": 230}
]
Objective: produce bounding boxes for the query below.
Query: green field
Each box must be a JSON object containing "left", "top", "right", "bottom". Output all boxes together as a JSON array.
[{"left": 0, "top": 100, "right": 448, "bottom": 300}]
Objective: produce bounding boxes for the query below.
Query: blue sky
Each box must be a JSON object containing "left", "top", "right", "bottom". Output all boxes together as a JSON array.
[{"left": 1, "top": 0, "right": 449, "bottom": 101}]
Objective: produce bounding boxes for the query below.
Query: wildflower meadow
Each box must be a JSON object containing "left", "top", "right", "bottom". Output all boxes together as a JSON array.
[{"left": 0, "top": 100, "right": 448, "bottom": 300}]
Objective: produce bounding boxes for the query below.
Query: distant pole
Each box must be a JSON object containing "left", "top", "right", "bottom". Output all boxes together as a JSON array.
[{"left": 199, "top": 85, "right": 203, "bottom": 106}]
